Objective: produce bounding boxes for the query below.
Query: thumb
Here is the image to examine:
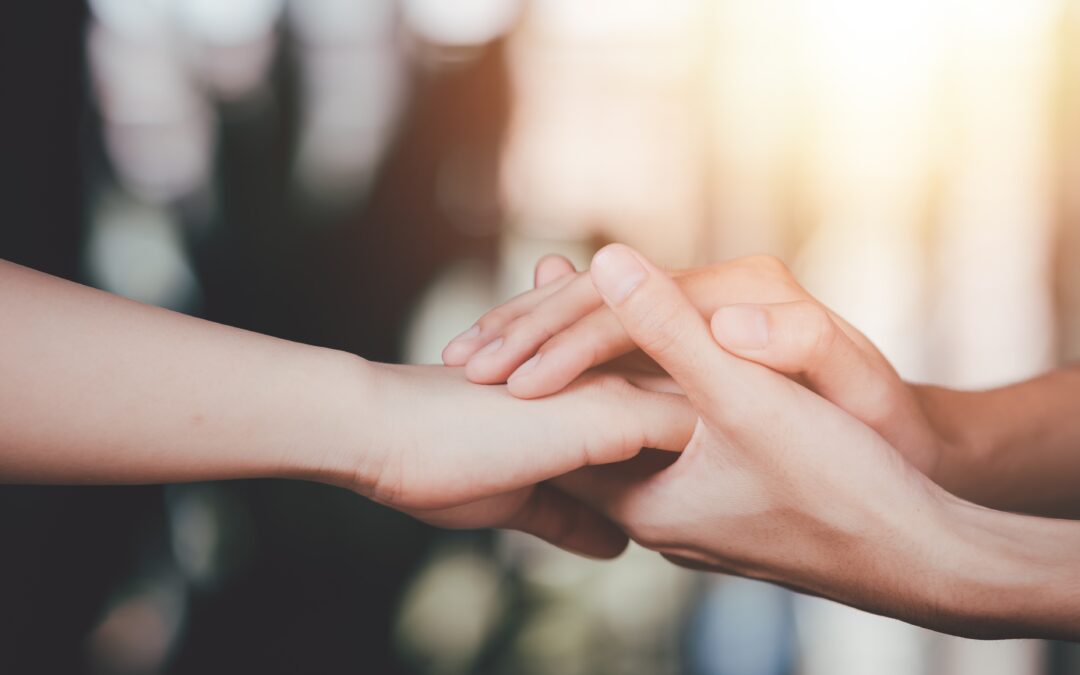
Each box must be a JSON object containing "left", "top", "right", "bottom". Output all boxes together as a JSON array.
[
  {"left": 711, "top": 300, "right": 906, "bottom": 438},
  {"left": 589, "top": 244, "right": 751, "bottom": 414}
]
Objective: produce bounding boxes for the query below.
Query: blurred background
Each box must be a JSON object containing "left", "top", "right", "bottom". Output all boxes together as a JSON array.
[{"left": 2, "top": 1, "right": 1080, "bottom": 673}]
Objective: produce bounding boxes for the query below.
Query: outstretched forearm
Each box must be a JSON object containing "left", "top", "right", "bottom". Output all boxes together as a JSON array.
[
  {"left": 921, "top": 366, "right": 1080, "bottom": 517},
  {"left": 0, "top": 260, "right": 376, "bottom": 488},
  {"left": 926, "top": 494, "right": 1080, "bottom": 639},
  {"left": 0, "top": 260, "right": 701, "bottom": 557}
]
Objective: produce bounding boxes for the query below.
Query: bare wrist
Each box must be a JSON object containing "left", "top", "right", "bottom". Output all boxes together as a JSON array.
[
  {"left": 912, "top": 385, "right": 995, "bottom": 495},
  {"left": 925, "top": 495, "right": 1080, "bottom": 639},
  {"left": 278, "top": 348, "right": 388, "bottom": 495}
]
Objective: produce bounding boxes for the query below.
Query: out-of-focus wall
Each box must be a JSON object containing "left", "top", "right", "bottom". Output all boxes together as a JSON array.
[{"left": 500, "top": 0, "right": 1068, "bottom": 390}]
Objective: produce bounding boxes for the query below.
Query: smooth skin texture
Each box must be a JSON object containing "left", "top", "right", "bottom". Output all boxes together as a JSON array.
[
  {"left": 0, "top": 260, "right": 696, "bottom": 558},
  {"left": 551, "top": 244, "right": 1080, "bottom": 640},
  {"left": 446, "top": 254, "right": 1080, "bottom": 519}
]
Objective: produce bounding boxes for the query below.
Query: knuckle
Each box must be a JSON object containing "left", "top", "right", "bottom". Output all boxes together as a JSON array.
[
  {"left": 635, "top": 303, "right": 690, "bottom": 357},
  {"left": 537, "top": 253, "right": 569, "bottom": 270},
  {"left": 743, "top": 254, "right": 791, "bottom": 278},
  {"left": 733, "top": 254, "right": 798, "bottom": 292}
]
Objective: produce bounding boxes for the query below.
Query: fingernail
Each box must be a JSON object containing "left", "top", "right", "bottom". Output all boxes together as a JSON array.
[
  {"left": 449, "top": 324, "right": 481, "bottom": 344},
  {"left": 508, "top": 353, "right": 542, "bottom": 383},
  {"left": 712, "top": 305, "right": 770, "bottom": 349},
  {"left": 473, "top": 337, "right": 504, "bottom": 358},
  {"left": 591, "top": 245, "right": 646, "bottom": 305}
]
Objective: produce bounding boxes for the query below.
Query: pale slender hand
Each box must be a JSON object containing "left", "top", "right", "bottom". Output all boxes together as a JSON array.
[
  {"left": 354, "top": 362, "right": 694, "bottom": 557},
  {"left": 549, "top": 244, "right": 1080, "bottom": 640},
  {"left": 0, "top": 259, "right": 694, "bottom": 560}
]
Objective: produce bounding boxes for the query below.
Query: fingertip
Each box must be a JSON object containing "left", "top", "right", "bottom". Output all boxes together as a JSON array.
[
  {"left": 441, "top": 343, "right": 469, "bottom": 366},
  {"left": 506, "top": 345, "right": 585, "bottom": 399},
  {"left": 506, "top": 379, "right": 557, "bottom": 400},
  {"left": 442, "top": 324, "right": 484, "bottom": 365},
  {"left": 463, "top": 358, "right": 502, "bottom": 384},
  {"left": 643, "top": 396, "right": 698, "bottom": 453},
  {"left": 443, "top": 339, "right": 487, "bottom": 367},
  {"left": 462, "top": 335, "right": 514, "bottom": 382},
  {"left": 506, "top": 354, "right": 547, "bottom": 398},
  {"left": 590, "top": 244, "right": 648, "bottom": 306},
  {"left": 534, "top": 254, "right": 577, "bottom": 288},
  {"left": 505, "top": 368, "right": 561, "bottom": 400},
  {"left": 591, "top": 242, "right": 636, "bottom": 266}
]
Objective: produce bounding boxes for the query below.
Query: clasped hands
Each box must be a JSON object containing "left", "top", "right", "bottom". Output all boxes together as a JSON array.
[
  {"left": 6, "top": 250, "right": 1075, "bottom": 638},
  {"left": 354, "top": 244, "right": 1077, "bottom": 639}
]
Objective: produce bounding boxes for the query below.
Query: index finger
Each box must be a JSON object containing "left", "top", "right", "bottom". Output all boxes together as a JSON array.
[
  {"left": 441, "top": 271, "right": 580, "bottom": 366},
  {"left": 506, "top": 307, "right": 634, "bottom": 399}
]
